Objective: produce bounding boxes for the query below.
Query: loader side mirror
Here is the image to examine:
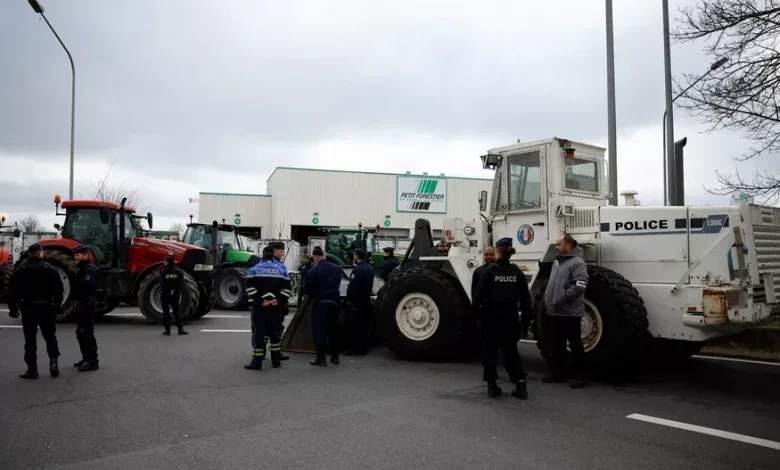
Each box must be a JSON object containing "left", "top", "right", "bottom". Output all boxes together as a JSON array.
[
  {"left": 147, "top": 212, "right": 154, "bottom": 229},
  {"left": 479, "top": 190, "right": 488, "bottom": 212},
  {"left": 99, "top": 205, "right": 111, "bottom": 225},
  {"left": 53, "top": 223, "right": 61, "bottom": 231},
  {"left": 13, "top": 228, "right": 21, "bottom": 238}
]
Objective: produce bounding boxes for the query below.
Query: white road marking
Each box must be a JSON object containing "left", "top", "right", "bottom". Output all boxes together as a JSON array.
[
  {"left": 0, "top": 325, "right": 22, "bottom": 329},
  {"left": 691, "top": 354, "right": 780, "bottom": 367},
  {"left": 0, "top": 308, "right": 8, "bottom": 312},
  {"left": 105, "top": 313, "right": 144, "bottom": 317},
  {"left": 207, "top": 315, "right": 248, "bottom": 319},
  {"left": 201, "top": 329, "right": 251, "bottom": 333},
  {"left": 626, "top": 413, "right": 780, "bottom": 451}
]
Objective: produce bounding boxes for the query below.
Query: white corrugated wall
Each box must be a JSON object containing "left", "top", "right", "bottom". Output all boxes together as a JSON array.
[{"left": 198, "top": 193, "right": 272, "bottom": 236}]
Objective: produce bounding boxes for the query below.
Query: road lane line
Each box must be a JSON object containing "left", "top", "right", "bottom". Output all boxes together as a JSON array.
[
  {"left": 201, "top": 329, "right": 251, "bottom": 333},
  {"left": 626, "top": 413, "right": 780, "bottom": 451},
  {"left": 0, "top": 325, "right": 22, "bottom": 329},
  {"left": 105, "top": 313, "right": 144, "bottom": 317},
  {"left": 206, "top": 315, "right": 249, "bottom": 318},
  {"left": 692, "top": 355, "right": 780, "bottom": 367}
]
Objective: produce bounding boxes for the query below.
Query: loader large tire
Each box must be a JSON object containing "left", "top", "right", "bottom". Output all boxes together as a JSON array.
[
  {"left": 0, "top": 263, "right": 13, "bottom": 301},
  {"left": 38, "top": 250, "right": 77, "bottom": 323},
  {"left": 138, "top": 270, "right": 199, "bottom": 323},
  {"left": 215, "top": 267, "right": 247, "bottom": 310},
  {"left": 535, "top": 265, "right": 650, "bottom": 380},
  {"left": 376, "top": 266, "right": 471, "bottom": 361}
]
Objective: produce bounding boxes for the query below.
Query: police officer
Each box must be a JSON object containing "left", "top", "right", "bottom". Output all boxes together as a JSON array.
[
  {"left": 244, "top": 246, "right": 292, "bottom": 370},
  {"left": 297, "top": 256, "right": 313, "bottom": 306},
  {"left": 344, "top": 249, "right": 374, "bottom": 355},
  {"left": 269, "top": 241, "right": 291, "bottom": 361},
  {"left": 304, "top": 246, "right": 342, "bottom": 366},
  {"left": 7, "top": 244, "right": 63, "bottom": 379},
  {"left": 72, "top": 245, "right": 100, "bottom": 372},
  {"left": 379, "top": 247, "right": 397, "bottom": 283},
  {"left": 159, "top": 254, "right": 189, "bottom": 336},
  {"left": 471, "top": 246, "right": 496, "bottom": 312},
  {"left": 476, "top": 237, "right": 533, "bottom": 399}
]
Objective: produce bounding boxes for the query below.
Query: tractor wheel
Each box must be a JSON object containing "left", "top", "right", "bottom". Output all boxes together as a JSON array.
[
  {"left": 535, "top": 265, "right": 650, "bottom": 381},
  {"left": 96, "top": 298, "right": 120, "bottom": 316},
  {"left": 37, "top": 250, "right": 78, "bottom": 322},
  {"left": 377, "top": 265, "right": 471, "bottom": 361},
  {"left": 215, "top": 267, "right": 247, "bottom": 310},
  {"left": 138, "top": 270, "right": 199, "bottom": 323},
  {"left": 192, "top": 285, "right": 215, "bottom": 319},
  {"left": 0, "top": 263, "right": 13, "bottom": 302}
]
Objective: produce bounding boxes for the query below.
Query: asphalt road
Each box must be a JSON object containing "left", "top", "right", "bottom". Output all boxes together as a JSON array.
[{"left": 0, "top": 305, "right": 779, "bottom": 469}]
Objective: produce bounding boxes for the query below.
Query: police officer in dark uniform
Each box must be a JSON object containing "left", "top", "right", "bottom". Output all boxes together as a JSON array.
[
  {"left": 297, "top": 256, "right": 313, "bottom": 306},
  {"left": 159, "top": 254, "right": 189, "bottom": 336},
  {"left": 244, "top": 246, "right": 292, "bottom": 370},
  {"left": 476, "top": 237, "right": 533, "bottom": 399},
  {"left": 269, "top": 241, "right": 290, "bottom": 361},
  {"left": 344, "top": 249, "right": 374, "bottom": 355},
  {"left": 379, "top": 247, "right": 397, "bottom": 283},
  {"left": 471, "top": 246, "right": 496, "bottom": 312},
  {"left": 7, "top": 244, "right": 63, "bottom": 379},
  {"left": 304, "top": 246, "right": 343, "bottom": 366},
  {"left": 72, "top": 245, "right": 100, "bottom": 372}
]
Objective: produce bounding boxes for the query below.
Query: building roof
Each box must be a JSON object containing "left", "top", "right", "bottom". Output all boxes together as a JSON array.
[
  {"left": 265, "top": 166, "right": 493, "bottom": 183},
  {"left": 199, "top": 192, "right": 271, "bottom": 198}
]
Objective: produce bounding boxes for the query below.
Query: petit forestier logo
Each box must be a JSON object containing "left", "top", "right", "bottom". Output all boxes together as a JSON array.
[{"left": 400, "top": 179, "right": 444, "bottom": 211}]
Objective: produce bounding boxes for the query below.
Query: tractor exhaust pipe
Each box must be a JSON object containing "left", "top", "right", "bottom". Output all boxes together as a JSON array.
[
  {"left": 210, "top": 220, "right": 219, "bottom": 264},
  {"left": 672, "top": 137, "right": 687, "bottom": 206},
  {"left": 118, "top": 197, "right": 127, "bottom": 267}
]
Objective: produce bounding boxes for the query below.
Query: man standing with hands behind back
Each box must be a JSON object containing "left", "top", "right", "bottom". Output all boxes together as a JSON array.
[{"left": 159, "top": 254, "right": 189, "bottom": 336}]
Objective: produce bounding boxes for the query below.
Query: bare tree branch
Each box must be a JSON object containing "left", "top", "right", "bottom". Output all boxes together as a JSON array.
[
  {"left": 18, "top": 215, "right": 45, "bottom": 233},
  {"left": 82, "top": 159, "right": 148, "bottom": 211},
  {"left": 169, "top": 223, "right": 185, "bottom": 236}
]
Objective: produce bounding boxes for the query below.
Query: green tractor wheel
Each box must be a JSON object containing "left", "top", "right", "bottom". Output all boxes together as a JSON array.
[{"left": 215, "top": 267, "right": 248, "bottom": 310}]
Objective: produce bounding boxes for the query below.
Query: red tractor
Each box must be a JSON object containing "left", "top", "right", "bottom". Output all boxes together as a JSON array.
[
  {"left": 0, "top": 216, "right": 22, "bottom": 302},
  {"left": 13, "top": 196, "right": 216, "bottom": 322}
]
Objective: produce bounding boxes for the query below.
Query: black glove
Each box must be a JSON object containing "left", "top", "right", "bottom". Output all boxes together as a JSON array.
[{"left": 9, "top": 309, "right": 19, "bottom": 319}]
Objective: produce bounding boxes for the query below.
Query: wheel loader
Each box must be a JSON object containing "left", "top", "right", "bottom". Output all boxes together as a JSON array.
[
  {"left": 12, "top": 195, "right": 216, "bottom": 323},
  {"left": 0, "top": 217, "right": 22, "bottom": 302},
  {"left": 373, "top": 137, "right": 780, "bottom": 379}
]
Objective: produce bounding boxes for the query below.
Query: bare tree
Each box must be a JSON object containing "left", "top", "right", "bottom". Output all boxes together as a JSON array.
[
  {"left": 18, "top": 215, "right": 44, "bottom": 233},
  {"left": 169, "top": 222, "right": 185, "bottom": 236},
  {"left": 673, "top": 1, "right": 780, "bottom": 202},
  {"left": 85, "top": 159, "right": 147, "bottom": 210}
]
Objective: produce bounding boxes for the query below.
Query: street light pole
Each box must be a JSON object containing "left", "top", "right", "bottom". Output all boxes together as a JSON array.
[
  {"left": 661, "top": 57, "right": 727, "bottom": 205},
  {"left": 28, "top": 0, "right": 75, "bottom": 201},
  {"left": 605, "top": 0, "right": 618, "bottom": 206},
  {"left": 662, "top": 0, "right": 677, "bottom": 206}
]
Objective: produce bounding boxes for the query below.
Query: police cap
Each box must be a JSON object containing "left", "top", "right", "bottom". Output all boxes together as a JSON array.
[
  {"left": 495, "top": 237, "right": 513, "bottom": 248},
  {"left": 73, "top": 245, "right": 89, "bottom": 254},
  {"left": 383, "top": 247, "right": 394, "bottom": 254},
  {"left": 28, "top": 243, "right": 43, "bottom": 253},
  {"left": 269, "top": 241, "right": 285, "bottom": 250},
  {"left": 312, "top": 246, "right": 325, "bottom": 256}
]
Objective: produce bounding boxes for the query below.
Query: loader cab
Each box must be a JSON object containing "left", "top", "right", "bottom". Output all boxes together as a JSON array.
[{"left": 482, "top": 138, "right": 607, "bottom": 259}]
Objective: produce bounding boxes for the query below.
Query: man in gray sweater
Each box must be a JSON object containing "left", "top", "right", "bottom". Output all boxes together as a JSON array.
[{"left": 542, "top": 234, "right": 589, "bottom": 388}]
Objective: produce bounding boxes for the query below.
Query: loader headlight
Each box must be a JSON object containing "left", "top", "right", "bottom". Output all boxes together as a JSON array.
[
  {"left": 194, "top": 264, "right": 214, "bottom": 271},
  {"left": 464, "top": 225, "right": 476, "bottom": 236}
]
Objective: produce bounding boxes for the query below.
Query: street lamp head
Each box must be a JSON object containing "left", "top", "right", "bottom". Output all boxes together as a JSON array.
[
  {"left": 28, "top": 0, "right": 45, "bottom": 14},
  {"left": 710, "top": 57, "right": 728, "bottom": 71}
]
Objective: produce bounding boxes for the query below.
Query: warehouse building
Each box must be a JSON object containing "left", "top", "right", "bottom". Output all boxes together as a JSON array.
[{"left": 197, "top": 167, "right": 493, "bottom": 254}]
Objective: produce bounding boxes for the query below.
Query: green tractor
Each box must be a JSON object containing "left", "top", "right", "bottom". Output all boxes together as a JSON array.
[
  {"left": 182, "top": 221, "right": 261, "bottom": 310},
  {"left": 320, "top": 224, "right": 403, "bottom": 274}
]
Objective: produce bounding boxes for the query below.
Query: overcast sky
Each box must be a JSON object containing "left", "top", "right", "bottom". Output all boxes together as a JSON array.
[{"left": 0, "top": 0, "right": 775, "bottom": 233}]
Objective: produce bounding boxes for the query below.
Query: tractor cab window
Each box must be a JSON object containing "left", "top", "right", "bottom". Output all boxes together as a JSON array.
[
  {"left": 507, "top": 150, "right": 543, "bottom": 211},
  {"left": 62, "top": 207, "right": 113, "bottom": 267},
  {"left": 182, "top": 225, "right": 211, "bottom": 249},
  {"left": 217, "top": 230, "right": 240, "bottom": 251},
  {"left": 123, "top": 213, "right": 138, "bottom": 240},
  {"left": 564, "top": 156, "right": 599, "bottom": 194}
]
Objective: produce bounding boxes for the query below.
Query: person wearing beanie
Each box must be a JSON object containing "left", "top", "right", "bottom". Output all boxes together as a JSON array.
[
  {"left": 476, "top": 237, "right": 533, "bottom": 399},
  {"left": 243, "top": 246, "right": 292, "bottom": 370},
  {"left": 304, "top": 245, "right": 342, "bottom": 366},
  {"left": 72, "top": 245, "right": 101, "bottom": 372},
  {"left": 6, "top": 243, "right": 63, "bottom": 379},
  {"left": 158, "top": 254, "right": 188, "bottom": 336},
  {"left": 379, "top": 247, "right": 397, "bottom": 283}
]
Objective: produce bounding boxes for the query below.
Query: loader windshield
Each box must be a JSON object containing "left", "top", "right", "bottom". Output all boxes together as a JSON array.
[
  {"left": 564, "top": 157, "right": 599, "bottom": 193},
  {"left": 507, "top": 150, "right": 543, "bottom": 211}
]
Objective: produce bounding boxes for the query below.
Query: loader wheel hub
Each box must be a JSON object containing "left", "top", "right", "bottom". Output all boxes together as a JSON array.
[
  {"left": 51, "top": 265, "right": 70, "bottom": 306},
  {"left": 220, "top": 276, "right": 242, "bottom": 303},
  {"left": 396, "top": 293, "right": 439, "bottom": 341},
  {"left": 581, "top": 299, "right": 603, "bottom": 352}
]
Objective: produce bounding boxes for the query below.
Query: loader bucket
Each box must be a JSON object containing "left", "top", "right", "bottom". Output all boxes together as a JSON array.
[{"left": 281, "top": 295, "right": 317, "bottom": 354}]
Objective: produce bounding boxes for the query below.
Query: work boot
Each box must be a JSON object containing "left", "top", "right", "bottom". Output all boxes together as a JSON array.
[
  {"left": 49, "top": 358, "right": 59, "bottom": 378},
  {"left": 271, "top": 351, "right": 282, "bottom": 369},
  {"left": 511, "top": 380, "right": 529, "bottom": 400},
  {"left": 542, "top": 374, "right": 566, "bottom": 384},
  {"left": 177, "top": 328, "right": 189, "bottom": 335},
  {"left": 244, "top": 358, "right": 263, "bottom": 370},
  {"left": 310, "top": 356, "right": 327, "bottom": 367},
  {"left": 74, "top": 359, "right": 87, "bottom": 368},
  {"left": 279, "top": 353, "right": 290, "bottom": 361},
  {"left": 20, "top": 368, "right": 38, "bottom": 379},
  {"left": 78, "top": 360, "right": 99, "bottom": 372},
  {"left": 163, "top": 329, "right": 171, "bottom": 336},
  {"left": 487, "top": 381, "right": 502, "bottom": 398},
  {"left": 569, "top": 378, "right": 588, "bottom": 389},
  {"left": 330, "top": 355, "right": 340, "bottom": 365}
]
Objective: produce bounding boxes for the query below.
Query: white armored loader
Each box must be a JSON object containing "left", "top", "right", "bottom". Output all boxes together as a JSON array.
[{"left": 374, "top": 137, "right": 780, "bottom": 378}]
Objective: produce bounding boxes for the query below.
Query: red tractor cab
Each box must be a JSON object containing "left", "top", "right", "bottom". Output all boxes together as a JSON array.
[{"left": 14, "top": 195, "right": 216, "bottom": 322}]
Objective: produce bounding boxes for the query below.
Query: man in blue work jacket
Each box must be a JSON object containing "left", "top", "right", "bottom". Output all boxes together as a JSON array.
[
  {"left": 244, "top": 246, "right": 292, "bottom": 370},
  {"left": 304, "top": 246, "right": 342, "bottom": 366},
  {"left": 344, "top": 249, "right": 374, "bottom": 355}
]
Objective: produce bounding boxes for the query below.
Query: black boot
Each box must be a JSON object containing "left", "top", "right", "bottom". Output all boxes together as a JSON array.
[
  {"left": 78, "top": 360, "right": 99, "bottom": 372},
  {"left": 511, "top": 380, "right": 529, "bottom": 400},
  {"left": 487, "top": 381, "right": 502, "bottom": 398},
  {"left": 177, "top": 328, "right": 189, "bottom": 335},
  {"left": 271, "top": 351, "right": 282, "bottom": 369},
  {"left": 20, "top": 368, "right": 38, "bottom": 379},
  {"left": 569, "top": 378, "right": 588, "bottom": 389},
  {"left": 542, "top": 374, "right": 566, "bottom": 384},
  {"left": 244, "top": 357, "right": 263, "bottom": 370},
  {"left": 74, "top": 359, "right": 87, "bottom": 368},
  {"left": 310, "top": 356, "right": 327, "bottom": 366},
  {"left": 330, "top": 355, "right": 340, "bottom": 365},
  {"left": 163, "top": 329, "right": 171, "bottom": 336},
  {"left": 50, "top": 358, "right": 59, "bottom": 378},
  {"left": 279, "top": 353, "right": 290, "bottom": 361}
]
